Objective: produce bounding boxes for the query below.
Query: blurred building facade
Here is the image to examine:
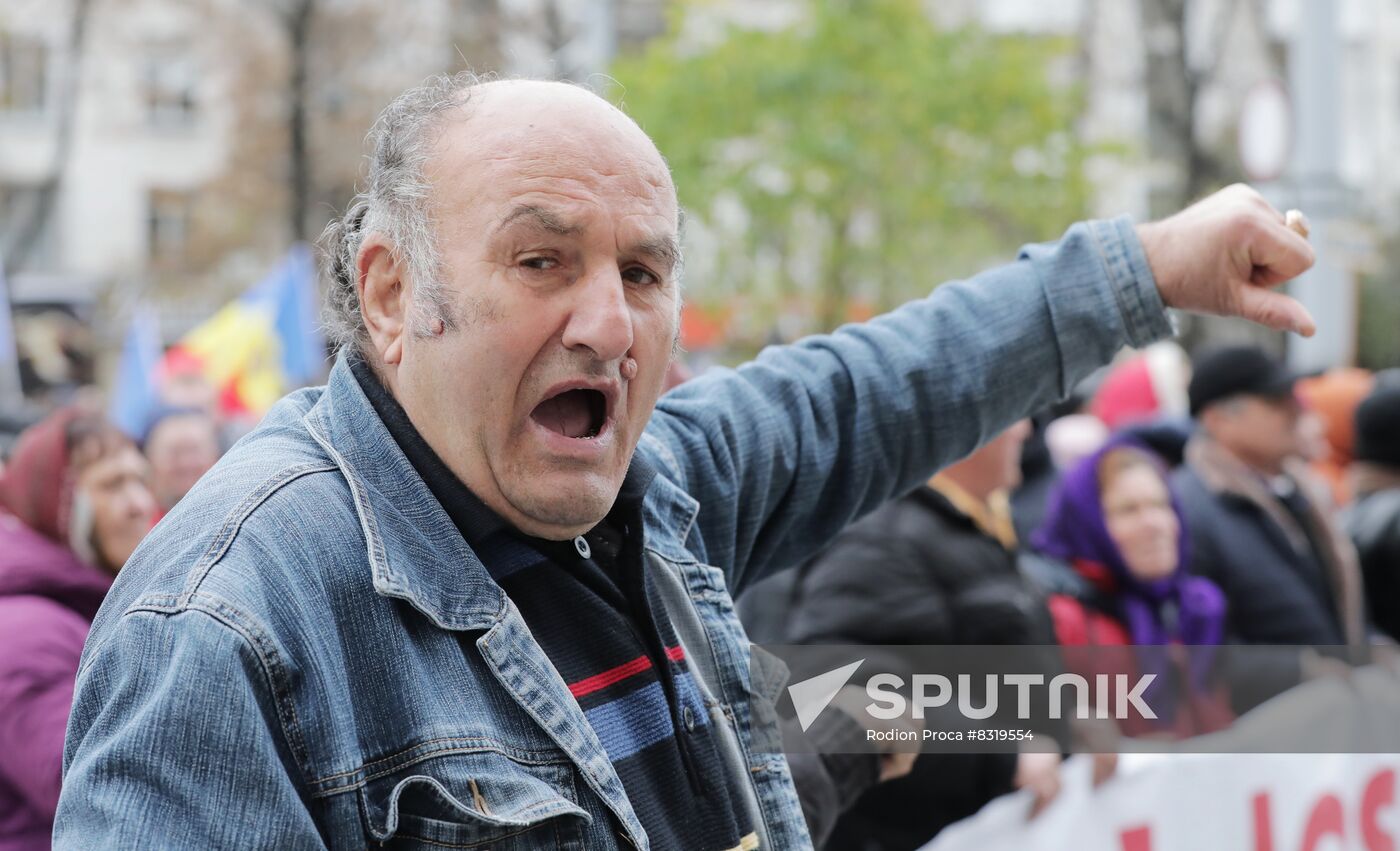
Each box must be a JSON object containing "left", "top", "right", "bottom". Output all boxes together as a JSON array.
[
  {"left": 1, "top": 0, "right": 1397, "bottom": 391},
  {"left": 937, "top": 0, "right": 1400, "bottom": 359},
  {"left": 930, "top": 0, "right": 1400, "bottom": 223},
  {"left": 0, "top": 0, "right": 657, "bottom": 390},
  {"left": 0, "top": 0, "right": 459, "bottom": 334}
]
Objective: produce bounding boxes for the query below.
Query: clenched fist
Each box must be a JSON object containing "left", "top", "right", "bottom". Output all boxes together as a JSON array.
[{"left": 1136, "top": 184, "right": 1318, "bottom": 337}]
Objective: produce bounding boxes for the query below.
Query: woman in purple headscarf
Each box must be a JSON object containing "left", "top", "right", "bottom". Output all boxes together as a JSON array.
[{"left": 1033, "top": 438, "right": 1232, "bottom": 736}]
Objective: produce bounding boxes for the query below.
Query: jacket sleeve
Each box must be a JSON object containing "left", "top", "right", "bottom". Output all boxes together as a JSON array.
[
  {"left": 642, "top": 218, "right": 1173, "bottom": 592},
  {"left": 55, "top": 607, "right": 325, "bottom": 850},
  {"left": 0, "top": 598, "right": 89, "bottom": 823}
]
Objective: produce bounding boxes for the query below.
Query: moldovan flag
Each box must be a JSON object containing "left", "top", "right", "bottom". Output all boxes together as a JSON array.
[{"left": 164, "top": 245, "right": 326, "bottom": 419}]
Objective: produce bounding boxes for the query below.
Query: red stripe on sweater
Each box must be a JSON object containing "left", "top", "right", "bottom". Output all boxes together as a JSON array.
[{"left": 568, "top": 646, "right": 686, "bottom": 698}]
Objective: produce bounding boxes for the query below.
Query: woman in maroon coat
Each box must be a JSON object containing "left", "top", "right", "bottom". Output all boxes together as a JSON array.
[{"left": 0, "top": 409, "right": 154, "bottom": 850}]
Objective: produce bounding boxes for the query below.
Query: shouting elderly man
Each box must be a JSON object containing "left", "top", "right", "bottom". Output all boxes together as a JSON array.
[{"left": 56, "top": 75, "right": 1315, "bottom": 849}]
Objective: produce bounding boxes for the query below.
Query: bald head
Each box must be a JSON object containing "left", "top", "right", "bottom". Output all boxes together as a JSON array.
[
  {"left": 321, "top": 74, "right": 679, "bottom": 358},
  {"left": 448, "top": 80, "right": 675, "bottom": 200},
  {"left": 425, "top": 80, "right": 680, "bottom": 271}
]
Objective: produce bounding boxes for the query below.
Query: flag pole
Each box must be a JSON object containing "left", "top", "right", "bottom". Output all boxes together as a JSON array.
[{"left": 0, "top": 251, "right": 26, "bottom": 412}]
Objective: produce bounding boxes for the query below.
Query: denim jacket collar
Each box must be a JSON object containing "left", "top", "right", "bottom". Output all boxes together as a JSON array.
[
  {"left": 303, "top": 354, "right": 507, "bottom": 631},
  {"left": 633, "top": 433, "right": 701, "bottom": 564}
]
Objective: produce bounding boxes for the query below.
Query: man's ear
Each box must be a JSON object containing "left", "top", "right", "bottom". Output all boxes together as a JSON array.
[{"left": 358, "top": 234, "right": 407, "bottom": 367}]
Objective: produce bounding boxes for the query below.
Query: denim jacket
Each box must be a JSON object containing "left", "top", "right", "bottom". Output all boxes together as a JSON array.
[{"left": 55, "top": 219, "right": 1170, "bottom": 850}]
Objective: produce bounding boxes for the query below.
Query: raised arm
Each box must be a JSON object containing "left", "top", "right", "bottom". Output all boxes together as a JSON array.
[{"left": 644, "top": 186, "right": 1315, "bottom": 590}]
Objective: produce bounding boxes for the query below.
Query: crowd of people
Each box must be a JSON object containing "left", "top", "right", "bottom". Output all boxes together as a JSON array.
[
  {"left": 0, "top": 397, "right": 223, "bottom": 847},
  {"left": 5, "top": 341, "right": 1394, "bottom": 851},
  {"left": 0, "top": 72, "right": 1392, "bottom": 851},
  {"left": 2, "top": 302, "right": 1398, "bottom": 851},
  {"left": 738, "top": 342, "right": 1400, "bottom": 850}
]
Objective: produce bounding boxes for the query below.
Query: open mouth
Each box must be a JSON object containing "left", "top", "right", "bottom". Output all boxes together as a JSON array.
[{"left": 531, "top": 388, "right": 607, "bottom": 440}]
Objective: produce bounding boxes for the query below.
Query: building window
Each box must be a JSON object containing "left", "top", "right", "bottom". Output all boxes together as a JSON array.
[
  {"left": 143, "top": 53, "right": 197, "bottom": 128},
  {"left": 147, "top": 190, "right": 191, "bottom": 268},
  {"left": 0, "top": 32, "right": 48, "bottom": 114}
]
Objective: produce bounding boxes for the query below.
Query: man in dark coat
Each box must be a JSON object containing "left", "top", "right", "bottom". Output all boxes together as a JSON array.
[
  {"left": 1172, "top": 346, "right": 1366, "bottom": 648},
  {"left": 1343, "top": 378, "right": 1400, "bottom": 642},
  {"left": 742, "top": 421, "right": 1063, "bottom": 850}
]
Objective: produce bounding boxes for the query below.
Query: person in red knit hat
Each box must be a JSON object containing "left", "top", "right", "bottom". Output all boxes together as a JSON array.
[{"left": 1089, "top": 341, "right": 1191, "bottom": 431}]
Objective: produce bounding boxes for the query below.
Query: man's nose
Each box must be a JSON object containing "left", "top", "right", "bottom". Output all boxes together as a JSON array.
[{"left": 561, "top": 266, "right": 634, "bottom": 363}]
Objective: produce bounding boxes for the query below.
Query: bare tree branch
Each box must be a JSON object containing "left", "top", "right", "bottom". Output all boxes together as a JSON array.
[
  {"left": 3, "top": 0, "right": 93, "bottom": 276},
  {"left": 284, "top": 0, "right": 314, "bottom": 244}
]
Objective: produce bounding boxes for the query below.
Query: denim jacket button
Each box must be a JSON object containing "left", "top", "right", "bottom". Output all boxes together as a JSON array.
[{"left": 573, "top": 536, "right": 591, "bottom": 559}]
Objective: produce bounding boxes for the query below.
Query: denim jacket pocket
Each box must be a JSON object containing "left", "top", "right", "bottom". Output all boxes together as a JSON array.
[{"left": 358, "top": 750, "right": 590, "bottom": 850}]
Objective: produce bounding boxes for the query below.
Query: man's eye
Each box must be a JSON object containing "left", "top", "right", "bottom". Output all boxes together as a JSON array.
[
  {"left": 521, "top": 256, "right": 559, "bottom": 271},
  {"left": 622, "top": 266, "right": 660, "bottom": 286}
]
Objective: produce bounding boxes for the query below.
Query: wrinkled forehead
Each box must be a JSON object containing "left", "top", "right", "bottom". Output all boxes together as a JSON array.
[{"left": 426, "top": 82, "right": 678, "bottom": 235}]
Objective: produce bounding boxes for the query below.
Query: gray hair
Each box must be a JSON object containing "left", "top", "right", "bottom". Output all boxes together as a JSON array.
[{"left": 319, "top": 70, "right": 489, "bottom": 355}]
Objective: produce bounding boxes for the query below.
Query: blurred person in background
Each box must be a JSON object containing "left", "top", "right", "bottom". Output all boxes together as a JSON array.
[
  {"left": 1043, "top": 414, "right": 1110, "bottom": 474},
  {"left": 1010, "top": 411, "right": 1107, "bottom": 571},
  {"left": 1032, "top": 438, "right": 1233, "bottom": 737},
  {"left": 1009, "top": 397, "right": 1103, "bottom": 546},
  {"left": 155, "top": 349, "right": 220, "bottom": 416},
  {"left": 1343, "top": 378, "right": 1400, "bottom": 642},
  {"left": 140, "top": 407, "right": 223, "bottom": 519},
  {"left": 1295, "top": 367, "right": 1375, "bottom": 505},
  {"left": 1011, "top": 342, "right": 1187, "bottom": 551},
  {"left": 1035, "top": 440, "right": 1225, "bottom": 646},
  {"left": 1010, "top": 412, "right": 1058, "bottom": 546},
  {"left": 1088, "top": 341, "right": 1194, "bottom": 467},
  {"left": 1172, "top": 346, "right": 1366, "bottom": 648},
  {"left": 1010, "top": 403, "right": 1075, "bottom": 547},
  {"left": 756, "top": 421, "right": 1068, "bottom": 850},
  {"left": 0, "top": 408, "right": 154, "bottom": 851},
  {"left": 1294, "top": 405, "right": 1331, "bottom": 469},
  {"left": 1088, "top": 342, "right": 1192, "bottom": 433}
]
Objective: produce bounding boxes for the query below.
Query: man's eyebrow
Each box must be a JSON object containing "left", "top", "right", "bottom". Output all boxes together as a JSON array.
[
  {"left": 631, "top": 234, "right": 682, "bottom": 272},
  {"left": 492, "top": 204, "right": 582, "bottom": 236},
  {"left": 494, "top": 204, "right": 680, "bottom": 271}
]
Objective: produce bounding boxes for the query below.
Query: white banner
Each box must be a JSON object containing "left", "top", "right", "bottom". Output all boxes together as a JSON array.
[{"left": 925, "top": 666, "right": 1400, "bottom": 851}]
